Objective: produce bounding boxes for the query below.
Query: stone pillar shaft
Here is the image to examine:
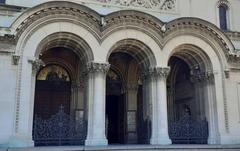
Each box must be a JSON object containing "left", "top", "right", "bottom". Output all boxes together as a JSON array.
[
  {"left": 85, "top": 62, "right": 110, "bottom": 146},
  {"left": 191, "top": 71, "right": 220, "bottom": 144},
  {"left": 145, "top": 67, "right": 172, "bottom": 145}
]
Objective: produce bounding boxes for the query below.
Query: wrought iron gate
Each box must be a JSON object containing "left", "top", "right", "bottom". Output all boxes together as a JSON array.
[
  {"left": 33, "top": 106, "right": 86, "bottom": 146},
  {"left": 169, "top": 114, "right": 209, "bottom": 144}
]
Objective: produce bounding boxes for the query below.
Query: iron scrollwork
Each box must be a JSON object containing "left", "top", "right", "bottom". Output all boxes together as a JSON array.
[
  {"left": 33, "top": 106, "right": 86, "bottom": 146},
  {"left": 169, "top": 114, "right": 209, "bottom": 144}
]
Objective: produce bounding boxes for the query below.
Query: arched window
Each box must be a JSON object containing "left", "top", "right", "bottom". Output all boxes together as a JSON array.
[{"left": 219, "top": 4, "right": 228, "bottom": 30}]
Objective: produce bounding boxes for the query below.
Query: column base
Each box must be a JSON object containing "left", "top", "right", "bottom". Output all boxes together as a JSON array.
[
  {"left": 208, "top": 136, "right": 220, "bottom": 144},
  {"left": 8, "top": 136, "right": 34, "bottom": 147},
  {"left": 85, "top": 138, "right": 108, "bottom": 146},
  {"left": 150, "top": 137, "right": 172, "bottom": 145}
]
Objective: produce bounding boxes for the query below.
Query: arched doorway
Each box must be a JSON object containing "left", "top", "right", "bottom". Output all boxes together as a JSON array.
[
  {"left": 106, "top": 68, "right": 124, "bottom": 144},
  {"left": 33, "top": 47, "right": 87, "bottom": 146},
  {"left": 167, "top": 45, "right": 218, "bottom": 144},
  {"left": 106, "top": 39, "right": 157, "bottom": 144}
]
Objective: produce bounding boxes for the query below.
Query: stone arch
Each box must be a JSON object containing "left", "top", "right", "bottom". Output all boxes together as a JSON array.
[
  {"left": 36, "top": 32, "right": 94, "bottom": 65},
  {"left": 170, "top": 44, "right": 213, "bottom": 72},
  {"left": 163, "top": 35, "right": 225, "bottom": 72},
  {"left": 164, "top": 17, "right": 235, "bottom": 58},
  {"left": 107, "top": 39, "right": 156, "bottom": 69},
  {"left": 13, "top": 21, "right": 99, "bottom": 145},
  {"left": 102, "top": 10, "right": 164, "bottom": 46},
  {"left": 102, "top": 29, "right": 159, "bottom": 68},
  {"left": 164, "top": 37, "right": 224, "bottom": 144},
  {"left": 11, "top": 1, "right": 101, "bottom": 41}
]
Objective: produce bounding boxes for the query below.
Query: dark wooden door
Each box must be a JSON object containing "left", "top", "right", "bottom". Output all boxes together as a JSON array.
[{"left": 34, "top": 80, "right": 71, "bottom": 119}]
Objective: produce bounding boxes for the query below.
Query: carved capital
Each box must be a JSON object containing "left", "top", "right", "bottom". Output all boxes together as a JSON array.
[
  {"left": 190, "top": 71, "right": 215, "bottom": 83},
  {"left": 28, "top": 58, "right": 45, "bottom": 73},
  {"left": 141, "top": 67, "right": 170, "bottom": 80},
  {"left": 87, "top": 62, "right": 110, "bottom": 74},
  {"left": 154, "top": 67, "right": 170, "bottom": 79},
  {"left": 141, "top": 67, "right": 155, "bottom": 81}
]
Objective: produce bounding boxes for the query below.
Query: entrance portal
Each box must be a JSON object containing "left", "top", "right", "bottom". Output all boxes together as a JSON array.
[
  {"left": 168, "top": 50, "right": 210, "bottom": 144},
  {"left": 33, "top": 47, "right": 86, "bottom": 146},
  {"left": 106, "top": 95, "right": 124, "bottom": 144},
  {"left": 106, "top": 68, "right": 124, "bottom": 144}
]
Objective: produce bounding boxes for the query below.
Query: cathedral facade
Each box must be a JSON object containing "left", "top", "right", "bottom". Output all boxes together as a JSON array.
[{"left": 0, "top": 0, "right": 240, "bottom": 148}]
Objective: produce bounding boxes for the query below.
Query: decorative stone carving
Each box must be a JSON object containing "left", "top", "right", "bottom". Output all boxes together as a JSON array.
[
  {"left": 15, "top": 2, "right": 102, "bottom": 41},
  {"left": 228, "top": 54, "right": 240, "bottom": 65},
  {"left": 12, "top": 54, "right": 20, "bottom": 65},
  {"left": 87, "top": 62, "right": 110, "bottom": 74},
  {"left": 28, "top": 59, "right": 45, "bottom": 73},
  {"left": 190, "top": 70, "right": 215, "bottom": 83},
  {"left": 217, "top": 0, "right": 229, "bottom": 8},
  {"left": 155, "top": 67, "right": 171, "bottom": 79},
  {"left": 95, "top": 0, "right": 176, "bottom": 12},
  {"left": 141, "top": 67, "right": 170, "bottom": 80}
]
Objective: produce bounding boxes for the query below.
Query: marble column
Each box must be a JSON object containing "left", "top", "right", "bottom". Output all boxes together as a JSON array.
[
  {"left": 203, "top": 72, "right": 220, "bottom": 144},
  {"left": 191, "top": 71, "right": 220, "bottom": 144},
  {"left": 140, "top": 72, "right": 153, "bottom": 143},
  {"left": 150, "top": 67, "right": 172, "bottom": 145},
  {"left": 190, "top": 69, "right": 206, "bottom": 120},
  {"left": 85, "top": 62, "right": 110, "bottom": 146}
]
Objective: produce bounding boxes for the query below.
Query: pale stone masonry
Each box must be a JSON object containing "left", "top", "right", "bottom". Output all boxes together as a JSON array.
[{"left": 0, "top": 0, "right": 240, "bottom": 148}]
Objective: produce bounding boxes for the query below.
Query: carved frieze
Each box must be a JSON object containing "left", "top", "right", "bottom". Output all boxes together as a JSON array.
[
  {"left": 87, "top": 62, "right": 110, "bottom": 74},
  {"left": 190, "top": 70, "right": 215, "bottom": 83},
  {"left": 95, "top": 0, "right": 177, "bottom": 12},
  {"left": 142, "top": 67, "right": 170, "bottom": 80}
]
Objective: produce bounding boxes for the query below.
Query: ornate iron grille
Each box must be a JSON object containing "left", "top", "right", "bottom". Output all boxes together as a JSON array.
[
  {"left": 169, "top": 114, "right": 209, "bottom": 144},
  {"left": 33, "top": 106, "right": 86, "bottom": 146}
]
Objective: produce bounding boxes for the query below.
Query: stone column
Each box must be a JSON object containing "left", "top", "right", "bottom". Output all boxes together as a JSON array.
[
  {"left": 142, "top": 68, "right": 152, "bottom": 143},
  {"left": 190, "top": 69, "right": 205, "bottom": 120},
  {"left": 150, "top": 67, "right": 172, "bottom": 145},
  {"left": 85, "top": 62, "right": 110, "bottom": 146},
  {"left": 126, "top": 82, "right": 138, "bottom": 144},
  {"left": 191, "top": 71, "right": 220, "bottom": 144},
  {"left": 203, "top": 72, "right": 220, "bottom": 144}
]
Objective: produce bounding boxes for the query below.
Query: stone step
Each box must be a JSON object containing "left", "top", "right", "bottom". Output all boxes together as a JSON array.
[{"left": 3, "top": 145, "right": 240, "bottom": 151}]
